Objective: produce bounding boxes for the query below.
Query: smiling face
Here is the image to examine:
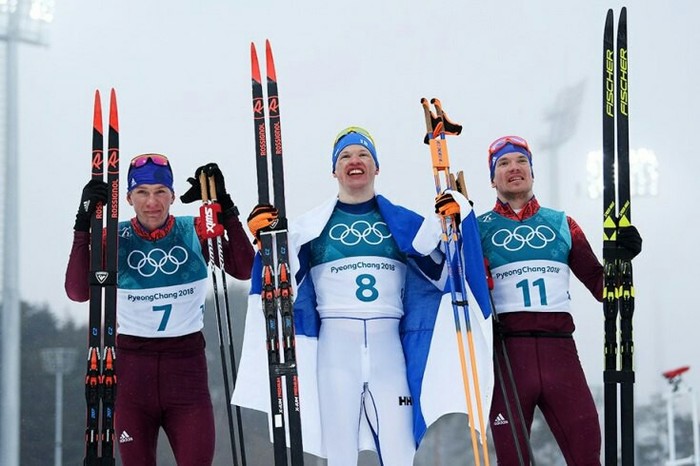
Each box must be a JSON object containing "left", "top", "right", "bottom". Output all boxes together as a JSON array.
[
  {"left": 126, "top": 184, "right": 175, "bottom": 231},
  {"left": 491, "top": 151, "right": 534, "bottom": 203},
  {"left": 333, "top": 144, "right": 378, "bottom": 203}
]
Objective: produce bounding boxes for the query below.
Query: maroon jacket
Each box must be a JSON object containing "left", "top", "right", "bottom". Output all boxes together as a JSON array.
[{"left": 489, "top": 197, "right": 603, "bottom": 335}]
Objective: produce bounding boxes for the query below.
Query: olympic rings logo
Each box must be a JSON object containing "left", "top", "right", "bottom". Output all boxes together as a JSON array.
[
  {"left": 328, "top": 221, "right": 392, "bottom": 246},
  {"left": 491, "top": 225, "right": 556, "bottom": 251},
  {"left": 127, "top": 246, "right": 189, "bottom": 277}
]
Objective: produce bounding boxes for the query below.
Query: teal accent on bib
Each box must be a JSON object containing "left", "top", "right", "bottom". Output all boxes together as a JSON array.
[
  {"left": 477, "top": 208, "right": 571, "bottom": 269},
  {"left": 117, "top": 216, "right": 208, "bottom": 290},
  {"left": 309, "top": 207, "right": 406, "bottom": 267}
]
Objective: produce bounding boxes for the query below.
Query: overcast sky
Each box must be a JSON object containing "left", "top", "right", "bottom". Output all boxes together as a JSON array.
[{"left": 9, "top": 0, "right": 699, "bottom": 404}]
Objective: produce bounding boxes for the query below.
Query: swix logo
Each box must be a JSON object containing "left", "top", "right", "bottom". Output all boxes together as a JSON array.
[
  {"left": 95, "top": 271, "right": 109, "bottom": 284},
  {"left": 398, "top": 396, "right": 413, "bottom": 406},
  {"left": 205, "top": 206, "right": 216, "bottom": 233},
  {"left": 92, "top": 152, "right": 103, "bottom": 171},
  {"left": 268, "top": 97, "right": 279, "bottom": 115}
]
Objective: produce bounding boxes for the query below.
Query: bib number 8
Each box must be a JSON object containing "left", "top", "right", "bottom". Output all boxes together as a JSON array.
[{"left": 356, "top": 274, "right": 379, "bottom": 302}]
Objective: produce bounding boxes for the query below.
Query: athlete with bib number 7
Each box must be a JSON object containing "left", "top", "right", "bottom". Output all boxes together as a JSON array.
[{"left": 65, "top": 155, "right": 254, "bottom": 465}]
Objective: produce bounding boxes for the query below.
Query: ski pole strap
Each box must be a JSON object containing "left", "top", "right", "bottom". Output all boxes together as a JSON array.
[{"left": 500, "top": 331, "right": 573, "bottom": 339}]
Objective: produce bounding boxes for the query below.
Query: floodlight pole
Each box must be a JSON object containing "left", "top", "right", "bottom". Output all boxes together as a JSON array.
[
  {"left": 0, "top": 2, "right": 52, "bottom": 465},
  {"left": 41, "top": 348, "right": 77, "bottom": 466}
]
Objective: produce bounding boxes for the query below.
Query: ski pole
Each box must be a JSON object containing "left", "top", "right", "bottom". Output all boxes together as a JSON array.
[
  {"left": 206, "top": 174, "right": 247, "bottom": 466},
  {"left": 422, "top": 97, "right": 490, "bottom": 466},
  {"left": 485, "top": 259, "right": 535, "bottom": 466},
  {"left": 199, "top": 172, "right": 240, "bottom": 466}
]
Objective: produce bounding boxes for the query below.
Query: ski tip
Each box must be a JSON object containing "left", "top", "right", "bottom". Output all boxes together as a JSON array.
[
  {"left": 251, "top": 42, "right": 261, "bottom": 82},
  {"left": 265, "top": 39, "right": 277, "bottom": 82},
  {"left": 109, "top": 89, "right": 119, "bottom": 131},
  {"left": 93, "top": 91, "right": 103, "bottom": 132}
]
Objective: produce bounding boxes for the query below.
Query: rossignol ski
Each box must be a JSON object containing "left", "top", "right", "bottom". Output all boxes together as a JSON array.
[
  {"left": 602, "top": 7, "right": 635, "bottom": 466},
  {"left": 421, "top": 98, "right": 490, "bottom": 466},
  {"left": 84, "top": 88, "right": 119, "bottom": 466},
  {"left": 250, "top": 40, "right": 304, "bottom": 466}
]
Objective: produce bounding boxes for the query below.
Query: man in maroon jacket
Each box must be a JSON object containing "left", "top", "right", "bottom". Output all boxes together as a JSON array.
[{"left": 66, "top": 156, "right": 254, "bottom": 466}]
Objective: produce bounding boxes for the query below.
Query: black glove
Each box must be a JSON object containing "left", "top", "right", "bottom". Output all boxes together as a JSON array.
[
  {"left": 74, "top": 179, "right": 108, "bottom": 232},
  {"left": 180, "top": 163, "right": 236, "bottom": 214},
  {"left": 617, "top": 225, "right": 642, "bottom": 260}
]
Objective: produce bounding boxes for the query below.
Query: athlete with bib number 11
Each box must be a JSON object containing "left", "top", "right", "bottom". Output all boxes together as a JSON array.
[
  {"left": 65, "top": 155, "right": 254, "bottom": 465},
  {"left": 436, "top": 135, "right": 643, "bottom": 464}
]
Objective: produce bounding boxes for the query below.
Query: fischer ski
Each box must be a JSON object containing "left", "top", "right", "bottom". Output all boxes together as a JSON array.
[
  {"left": 250, "top": 40, "right": 304, "bottom": 466},
  {"left": 84, "top": 89, "right": 119, "bottom": 466},
  {"left": 602, "top": 7, "right": 635, "bottom": 466}
]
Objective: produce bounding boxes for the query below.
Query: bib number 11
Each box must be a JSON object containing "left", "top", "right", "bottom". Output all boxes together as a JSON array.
[{"left": 516, "top": 278, "right": 548, "bottom": 307}]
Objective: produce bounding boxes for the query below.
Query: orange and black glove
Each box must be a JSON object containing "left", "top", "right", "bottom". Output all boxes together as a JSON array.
[
  {"left": 435, "top": 191, "right": 461, "bottom": 225},
  {"left": 246, "top": 204, "right": 280, "bottom": 243}
]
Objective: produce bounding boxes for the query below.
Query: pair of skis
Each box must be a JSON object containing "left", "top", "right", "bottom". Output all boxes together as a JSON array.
[
  {"left": 84, "top": 89, "right": 119, "bottom": 466},
  {"left": 421, "top": 98, "right": 491, "bottom": 466},
  {"left": 197, "top": 175, "right": 247, "bottom": 466},
  {"left": 250, "top": 40, "right": 304, "bottom": 466},
  {"left": 602, "top": 7, "right": 636, "bottom": 466}
]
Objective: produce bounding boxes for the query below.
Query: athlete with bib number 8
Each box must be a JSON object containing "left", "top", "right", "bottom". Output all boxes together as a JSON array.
[{"left": 236, "top": 127, "right": 461, "bottom": 465}]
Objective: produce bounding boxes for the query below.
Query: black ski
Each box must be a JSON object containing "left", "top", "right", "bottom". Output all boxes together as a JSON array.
[
  {"left": 84, "top": 89, "right": 119, "bottom": 466},
  {"left": 602, "top": 7, "right": 635, "bottom": 465},
  {"left": 250, "top": 40, "right": 304, "bottom": 466},
  {"left": 84, "top": 90, "right": 105, "bottom": 466}
]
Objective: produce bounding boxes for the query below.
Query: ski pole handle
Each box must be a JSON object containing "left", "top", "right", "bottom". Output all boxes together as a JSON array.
[{"left": 199, "top": 171, "right": 210, "bottom": 203}]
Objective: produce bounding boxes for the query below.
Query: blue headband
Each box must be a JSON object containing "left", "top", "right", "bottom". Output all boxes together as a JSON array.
[
  {"left": 332, "top": 131, "right": 378, "bottom": 173},
  {"left": 127, "top": 161, "right": 174, "bottom": 192},
  {"left": 489, "top": 143, "right": 533, "bottom": 180}
]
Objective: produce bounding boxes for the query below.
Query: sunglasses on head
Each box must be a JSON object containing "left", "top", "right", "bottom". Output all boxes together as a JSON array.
[
  {"left": 488, "top": 136, "right": 530, "bottom": 156},
  {"left": 129, "top": 153, "right": 170, "bottom": 169},
  {"left": 333, "top": 126, "right": 375, "bottom": 147}
]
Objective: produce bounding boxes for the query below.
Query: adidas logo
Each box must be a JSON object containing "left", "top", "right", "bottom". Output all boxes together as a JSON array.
[
  {"left": 119, "top": 430, "right": 134, "bottom": 444},
  {"left": 493, "top": 413, "right": 509, "bottom": 426}
]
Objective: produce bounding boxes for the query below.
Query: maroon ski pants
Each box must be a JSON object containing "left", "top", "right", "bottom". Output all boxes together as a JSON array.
[
  {"left": 490, "top": 335, "right": 601, "bottom": 465},
  {"left": 115, "top": 332, "right": 215, "bottom": 466}
]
